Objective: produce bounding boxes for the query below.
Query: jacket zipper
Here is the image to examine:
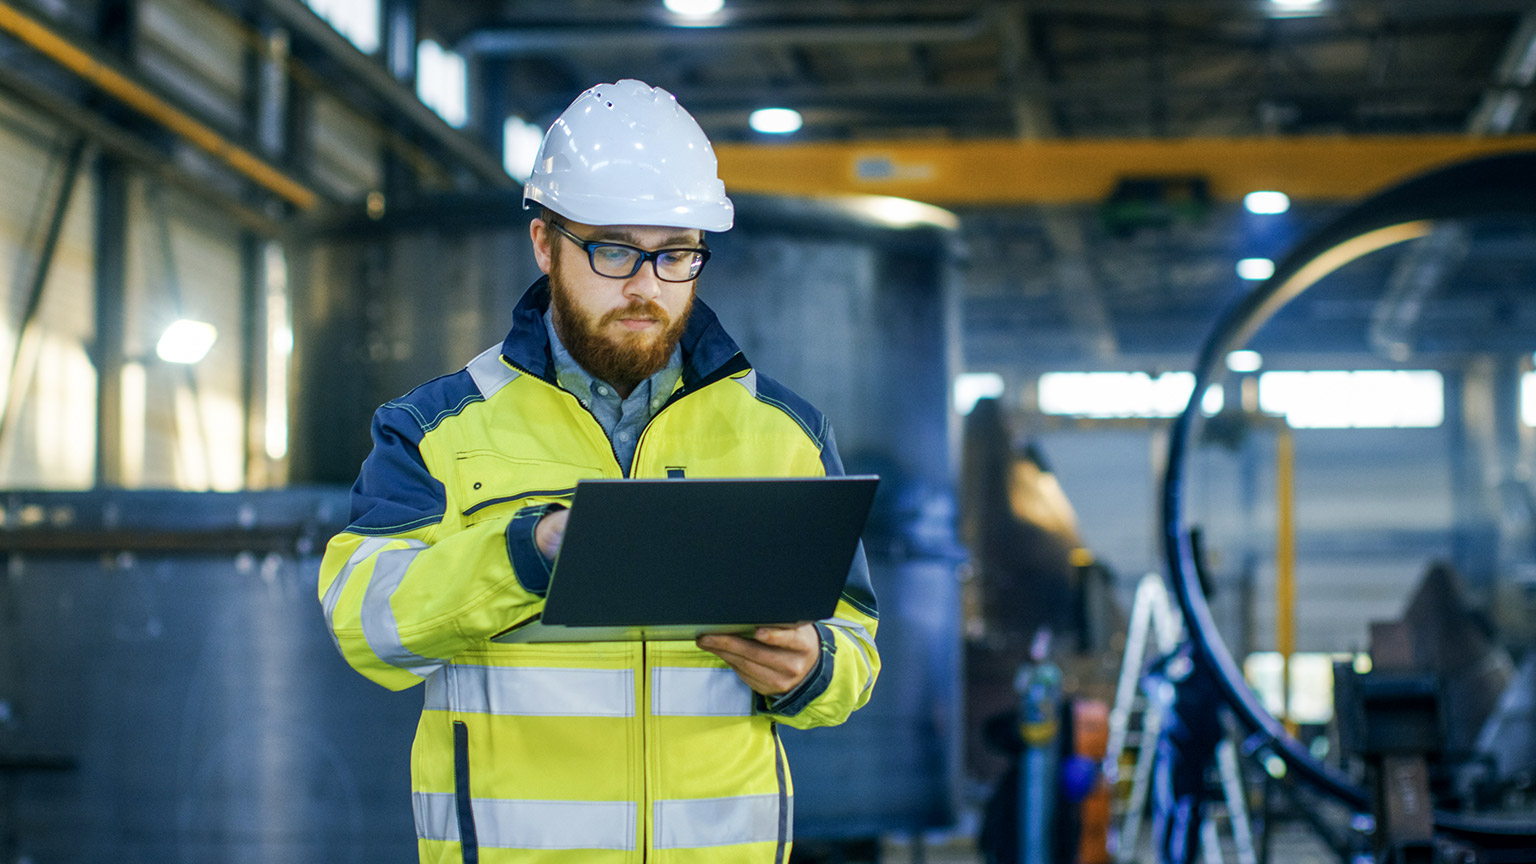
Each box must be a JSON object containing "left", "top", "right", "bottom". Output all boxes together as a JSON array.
[{"left": 507, "top": 357, "right": 730, "bottom": 860}]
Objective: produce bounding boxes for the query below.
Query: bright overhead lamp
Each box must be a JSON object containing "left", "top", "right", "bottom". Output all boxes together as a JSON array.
[
  {"left": 502, "top": 116, "right": 544, "bottom": 182},
  {"left": 1226, "top": 350, "right": 1263, "bottom": 373},
  {"left": 749, "top": 107, "right": 802, "bottom": 135},
  {"left": 1267, "top": 0, "right": 1326, "bottom": 16},
  {"left": 664, "top": 0, "right": 724, "bottom": 16},
  {"left": 1244, "top": 190, "right": 1290, "bottom": 215},
  {"left": 953, "top": 372, "right": 1004, "bottom": 415},
  {"left": 1236, "top": 258, "right": 1276, "bottom": 281},
  {"left": 156, "top": 319, "right": 218, "bottom": 364}
]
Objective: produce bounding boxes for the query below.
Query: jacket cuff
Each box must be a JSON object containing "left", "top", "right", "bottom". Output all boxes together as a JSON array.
[
  {"left": 761, "top": 622, "right": 836, "bottom": 717},
  {"left": 504, "top": 503, "right": 563, "bottom": 597}
]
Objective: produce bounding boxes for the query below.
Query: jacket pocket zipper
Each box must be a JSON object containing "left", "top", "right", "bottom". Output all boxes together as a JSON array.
[{"left": 453, "top": 720, "right": 480, "bottom": 863}]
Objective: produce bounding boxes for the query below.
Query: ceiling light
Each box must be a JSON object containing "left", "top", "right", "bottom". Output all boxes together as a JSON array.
[
  {"left": 1237, "top": 258, "right": 1276, "bottom": 281},
  {"left": 664, "top": 0, "right": 724, "bottom": 16},
  {"left": 1244, "top": 190, "right": 1290, "bottom": 215},
  {"left": 749, "top": 107, "right": 802, "bottom": 135},
  {"left": 502, "top": 116, "right": 544, "bottom": 182},
  {"left": 953, "top": 372, "right": 1004, "bottom": 415},
  {"left": 1226, "top": 350, "right": 1263, "bottom": 373},
  {"left": 156, "top": 319, "right": 218, "bottom": 364},
  {"left": 1267, "top": 0, "right": 1326, "bottom": 17}
]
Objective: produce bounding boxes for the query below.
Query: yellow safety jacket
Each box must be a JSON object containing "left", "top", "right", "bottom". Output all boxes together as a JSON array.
[{"left": 319, "top": 278, "right": 881, "bottom": 864}]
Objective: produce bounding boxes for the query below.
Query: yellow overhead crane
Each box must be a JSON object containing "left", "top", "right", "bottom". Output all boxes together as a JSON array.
[{"left": 715, "top": 135, "right": 1536, "bottom": 206}]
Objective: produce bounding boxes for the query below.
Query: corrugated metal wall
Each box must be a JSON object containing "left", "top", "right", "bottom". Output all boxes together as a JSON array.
[{"left": 0, "top": 93, "right": 97, "bottom": 489}]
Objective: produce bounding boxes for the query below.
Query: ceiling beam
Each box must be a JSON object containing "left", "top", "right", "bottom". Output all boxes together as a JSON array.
[
  {"left": 457, "top": 14, "right": 996, "bottom": 55},
  {"left": 259, "top": 0, "right": 515, "bottom": 188},
  {"left": 1467, "top": 8, "right": 1536, "bottom": 133},
  {"left": 713, "top": 134, "right": 1536, "bottom": 206}
]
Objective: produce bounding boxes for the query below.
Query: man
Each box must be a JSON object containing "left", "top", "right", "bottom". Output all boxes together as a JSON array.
[{"left": 318, "top": 79, "right": 880, "bottom": 864}]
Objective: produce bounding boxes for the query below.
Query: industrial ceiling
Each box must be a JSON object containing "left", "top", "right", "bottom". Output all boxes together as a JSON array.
[
  {"left": 430, "top": 0, "right": 1536, "bottom": 142},
  {"left": 420, "top": 0, "right": 1536, "bottom": 374},
  {"left": 4, "top": 0, "right": 1532, "bottom": 375}
]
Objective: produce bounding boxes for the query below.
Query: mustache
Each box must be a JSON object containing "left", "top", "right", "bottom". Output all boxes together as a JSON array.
[{"left": 600, "top": 300, "right": 670, "bottom": 327}]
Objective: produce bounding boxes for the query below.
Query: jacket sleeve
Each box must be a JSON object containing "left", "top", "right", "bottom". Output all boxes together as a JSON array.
[
  {"left": 762, "top": 423, "right": 882, "bottom": 729},
  {"left": 317, "top": 403, "right": 553, "bottom": 691}
]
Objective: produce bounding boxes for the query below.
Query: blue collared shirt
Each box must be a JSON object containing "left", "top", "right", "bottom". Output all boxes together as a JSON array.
[{"left": 545, "top": 310, "right": 683, "bottom": 475}]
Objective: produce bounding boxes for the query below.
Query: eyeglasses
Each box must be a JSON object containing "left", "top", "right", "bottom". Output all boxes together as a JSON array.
[{"left": 547, "top": 220, "right": 711, "bottom": 283}]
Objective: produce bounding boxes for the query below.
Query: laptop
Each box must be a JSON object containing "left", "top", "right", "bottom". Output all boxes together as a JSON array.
[{"left": 492, "top": 476, "right": 878, "bottom": 643}]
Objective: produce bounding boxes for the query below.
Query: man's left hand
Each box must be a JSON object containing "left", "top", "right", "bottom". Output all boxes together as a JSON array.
[{"left": 697, "top": 623, "right": 819, "bottom": 697}]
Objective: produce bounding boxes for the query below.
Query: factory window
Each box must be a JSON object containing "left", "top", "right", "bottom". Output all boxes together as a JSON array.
[
  {"left": 503, "top": 116, "right": 544, "bottom": 182},
  {"left": 954, "top": 372, "right": 1004, "bottom": 415},
  {"left": 1521, "top": 372, "right": 1536, "bottom": 426},
  {"left": 305, "top": 0, "right": 380, "bottom": 54},
  {"left": 1257, "top": 370, "right": 1443, "bottom": 428},
  {"left": 1243, "top": 652, "right": 1366, "bottom": 724},
  {"left": 417, "top": 40, "right": 468, "bottom": 128},
  {"left": 1037, "top": 371, "right": 1223, "bottom": 418}
]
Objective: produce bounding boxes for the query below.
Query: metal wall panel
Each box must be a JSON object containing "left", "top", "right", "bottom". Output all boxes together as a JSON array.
[
  {"left": 309, "top": 95, "right": 383, "bottom": 201},
  {"left": 122, "top": 182, "right": 247, "bottom": 490},
  {"left": 0, "top": 93, "right": 97, "bottom": 489},
  {"left": 0, "top": 490, "right": 419, "bottom": 863},
  {"left": 136, "top": 0, "right": 247, "bottom": 134}
]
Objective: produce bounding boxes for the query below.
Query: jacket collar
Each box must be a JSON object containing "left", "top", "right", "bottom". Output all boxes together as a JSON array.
[{"left": 501, "top": 276, "right": 749, "bottom": 390}]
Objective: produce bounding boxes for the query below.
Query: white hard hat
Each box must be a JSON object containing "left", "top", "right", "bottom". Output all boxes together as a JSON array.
[{"left": 523, "top": 80, "right": 734, "bottom": 232}]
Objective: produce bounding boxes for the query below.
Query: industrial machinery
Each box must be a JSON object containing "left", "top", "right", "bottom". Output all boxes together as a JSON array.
[{"left": 1161, "top": 153, "right": 1536, "bottom": 862}]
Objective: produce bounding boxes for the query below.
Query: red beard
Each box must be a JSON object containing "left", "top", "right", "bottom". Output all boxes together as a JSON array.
[{"left": 549, "top": 277, "right": 694, "bottom": 394}]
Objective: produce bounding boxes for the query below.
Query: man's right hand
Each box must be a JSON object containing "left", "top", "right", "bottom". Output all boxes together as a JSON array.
[{"left": 534, "top": 508, "right": 570, "bottom": 562}]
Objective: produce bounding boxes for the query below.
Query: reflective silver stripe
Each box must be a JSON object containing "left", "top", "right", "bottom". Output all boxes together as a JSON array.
[
  {"left": 826, "top": 616, "right": 877, "bottom": 695},
  {"left": 414, "top": 791, "right": 637, "bottom": 850},
  {"left": 425, "top": 665, "right": 636, "bottom": 717},
  {"left": 414, "top": 791, "right": 457, "bottom": 843},
  {"left": 360, "top": 544, "right": 440, "bottom": 677},
  {"left": 321, "top": 536, "right": 394, "bottom": 633},
  {"left": 732, "top": 369, "right": 758, "bottom": 397},
  {"left": 654, "top": 794, "right": 789, "bottom": 849},
  {"left": 652, "top": 666, "right": 753, "bottom": 717},
  {"left": 825, "top": 616, "right": 874, "bottom": 652},
  {"left": 467, "top": 345, "right": 520, "bottom": 398}
]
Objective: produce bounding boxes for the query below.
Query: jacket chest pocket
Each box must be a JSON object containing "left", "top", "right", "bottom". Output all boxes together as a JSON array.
[{"left": 455, "top": 451, "right": 599, "bottom": 527}]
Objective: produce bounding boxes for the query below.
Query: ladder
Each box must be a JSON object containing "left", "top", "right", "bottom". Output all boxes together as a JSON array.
[{"left": 1106, "top": 573, "right": 1256, "bottom": 864}]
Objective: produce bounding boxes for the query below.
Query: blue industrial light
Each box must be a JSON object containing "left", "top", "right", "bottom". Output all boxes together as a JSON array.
[
  {"left": 749, "top": 107, "right": 803, "bottom": 135},
  {"left": 1236, "top": 257, "right": 1276, "bottom": 280},
  {"left": 1244, "top": 190, "right": 1291, "bottom": 214}
]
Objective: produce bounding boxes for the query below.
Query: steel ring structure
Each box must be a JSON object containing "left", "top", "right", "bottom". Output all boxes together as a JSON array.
[{"left": 1160, "top": 151, "right": 1536, "bottom": 845}]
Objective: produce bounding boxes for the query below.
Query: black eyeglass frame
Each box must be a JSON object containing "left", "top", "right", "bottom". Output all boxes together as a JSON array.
[{"left": 547, "top": 220, "right": 711, "bottom": 283}]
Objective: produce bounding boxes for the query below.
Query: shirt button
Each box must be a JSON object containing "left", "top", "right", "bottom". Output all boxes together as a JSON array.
[
  {"left": 618, "top": 431, "right": 631, "bottom": 442},
  {"left": 596, "top": 386, "right": 609, "bottom": 396}
]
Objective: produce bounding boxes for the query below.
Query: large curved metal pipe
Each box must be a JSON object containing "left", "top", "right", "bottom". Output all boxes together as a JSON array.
[{"left": 1160, "top": 151, "right": 1536, "bottom": 845}]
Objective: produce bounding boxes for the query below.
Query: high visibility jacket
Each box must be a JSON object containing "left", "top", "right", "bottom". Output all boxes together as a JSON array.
[{"left": 319, "top": 278, "right": 880, "bottom": 864}]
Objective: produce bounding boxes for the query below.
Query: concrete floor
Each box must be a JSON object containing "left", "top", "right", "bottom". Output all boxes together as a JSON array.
[{"left": 874, "top": 819, "right": 1349, "bottom": 864}]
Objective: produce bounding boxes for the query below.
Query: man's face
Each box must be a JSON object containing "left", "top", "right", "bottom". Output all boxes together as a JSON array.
[{"left": 533, "top": 217, "right": 700, "bottom": 394}]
